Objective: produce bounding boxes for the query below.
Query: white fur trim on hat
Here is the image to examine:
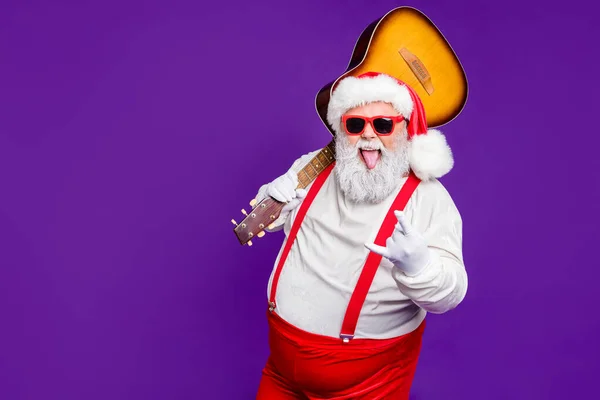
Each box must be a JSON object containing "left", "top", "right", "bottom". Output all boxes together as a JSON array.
[
  {"left": 409, "top": 129, "right": 454, "bottom": 181},
  {"left": 326, "top": 74, "right": 414, "bottom": 134}
]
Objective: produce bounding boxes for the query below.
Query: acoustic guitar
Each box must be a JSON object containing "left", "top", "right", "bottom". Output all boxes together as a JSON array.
[{"left": 232, "top": 6, "right": 468, "bottom": 246}]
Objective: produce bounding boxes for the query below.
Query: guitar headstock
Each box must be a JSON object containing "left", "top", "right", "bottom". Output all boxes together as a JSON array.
[{"left": 232, "top": 196, "right": 286, "bottom": 246}]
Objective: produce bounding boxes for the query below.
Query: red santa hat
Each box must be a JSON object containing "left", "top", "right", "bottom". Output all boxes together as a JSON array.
[{"left": 326, "top": 71, "right": 454, "bottom": 181}]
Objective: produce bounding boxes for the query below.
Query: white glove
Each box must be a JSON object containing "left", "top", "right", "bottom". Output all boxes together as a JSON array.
[
  {"left": 266, "top": 169, "right": 300, "bottom": 203},
  {"left": 364, "top": 211, "right": 431, "bottom": 276},
  {"left": 281, "top": 188, "right": 307, "bottom": 214},
  {"left": 264, "top": 168, "right": 307, "bottom": 216}
]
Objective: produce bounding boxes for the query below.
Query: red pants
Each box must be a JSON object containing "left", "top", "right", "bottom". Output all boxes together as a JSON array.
[{"left": 257, "top": 311, "right": 425, "bottom": 399}]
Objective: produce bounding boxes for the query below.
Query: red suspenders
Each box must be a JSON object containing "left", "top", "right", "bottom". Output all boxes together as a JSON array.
[
  {"left": 268, "top": 162, "right": 421, "bottom": 342},
  {"left": 339, "top": 172, "right": 420, "bottom": 341},
  {"left": 267, "top": 163, "right": 336, "bottom": 313}
]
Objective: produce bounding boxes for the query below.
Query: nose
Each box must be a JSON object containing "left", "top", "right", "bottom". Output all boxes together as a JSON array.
[{"left": 361, "top": 122, "right": 377, "bottom": 139}]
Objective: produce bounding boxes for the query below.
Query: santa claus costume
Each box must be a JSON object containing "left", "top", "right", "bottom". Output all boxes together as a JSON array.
[{"left": 254, "top": 72, "right": 468, "bottom": 399}]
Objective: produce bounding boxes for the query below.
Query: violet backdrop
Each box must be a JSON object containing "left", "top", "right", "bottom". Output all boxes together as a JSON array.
[{"left": 1, "top": 0, "right": 598, "bottom": 399}]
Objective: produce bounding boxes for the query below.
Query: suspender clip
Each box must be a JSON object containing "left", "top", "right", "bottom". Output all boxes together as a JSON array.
[
  {"left": 268, "top": 301, "right": 276, "bottom": 312},
  {"left": 340, "top": 334, "right": 354, "bottom": 343}
]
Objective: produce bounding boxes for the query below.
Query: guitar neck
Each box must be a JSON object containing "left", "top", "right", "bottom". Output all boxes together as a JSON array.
[
  {"left": 232, "top": 140, "right": 337, "bottom": 246},
  {"left": 297, "top": 140, "right": 336, "bottom": 189}
]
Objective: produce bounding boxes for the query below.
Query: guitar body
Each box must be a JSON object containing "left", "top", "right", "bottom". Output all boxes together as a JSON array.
[{"left": 315, "top": 7, "right": 468, "bottom": 133}]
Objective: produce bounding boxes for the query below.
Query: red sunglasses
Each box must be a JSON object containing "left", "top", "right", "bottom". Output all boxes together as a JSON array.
[{"left": 341, "top": 115, "right": 407, "bottom": 136}]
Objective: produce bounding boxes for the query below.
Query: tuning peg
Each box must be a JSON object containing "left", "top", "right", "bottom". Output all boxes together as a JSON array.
[
  {"left": 250, "top": 198, "right": 257, "bottom": 207},
  {"left": 247, "top": 240, "right": 253, "bottom": 246},
  {"left": 257, "top": 231, "right": 265, "bottom": 238},
  {"left": 268, "top": 223, "right": 275, "bottom": 230},
  {"left": 241, "top": 209, "right": 248, "bottom": 216},
  {"left": 231, "top": 219, "right": 237, "bottom": 226}
]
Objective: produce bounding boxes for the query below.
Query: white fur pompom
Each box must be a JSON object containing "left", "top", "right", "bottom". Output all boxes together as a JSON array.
[{"left": 409, "top": 129, "right": 454, "bottom": 181}]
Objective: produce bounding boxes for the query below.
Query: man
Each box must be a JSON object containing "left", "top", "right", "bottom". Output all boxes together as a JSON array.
[{"left": 254, "top": 72, "right": 468, "bottom": 399}]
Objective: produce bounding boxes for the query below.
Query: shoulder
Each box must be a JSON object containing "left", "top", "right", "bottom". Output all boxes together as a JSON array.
[
  {"left": 290, "top": 148, "right": 322, "bottom": 171},
  {"left": 404, "top": 178, "right": 463, "bottom": 243},
  {"left": 415, "top": 177, "right": 453, "bottom": 199},
  {"left": 409, "top": 177, "right": 461, "bottom": 219}
]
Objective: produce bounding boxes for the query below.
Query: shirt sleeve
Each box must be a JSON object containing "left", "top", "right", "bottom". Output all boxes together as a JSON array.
[
  {"left": 254, "top": 149, "right": 322, "bottom": 232},
  {"left": 392, "top": 180, "right": 468, "bottom": 314}
]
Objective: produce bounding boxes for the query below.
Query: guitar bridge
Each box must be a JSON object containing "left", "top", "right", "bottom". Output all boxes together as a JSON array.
[{"left": 398, "top": 47, "right": 434, "bottom": 95}]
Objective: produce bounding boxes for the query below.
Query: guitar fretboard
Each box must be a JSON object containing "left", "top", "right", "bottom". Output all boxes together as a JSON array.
[{"left": 297, "top": 140, "right": 336, "bottom": 189}]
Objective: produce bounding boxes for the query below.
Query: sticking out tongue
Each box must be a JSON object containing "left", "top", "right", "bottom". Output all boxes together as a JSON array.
[{"left": 360, "top": 149, "right": 380, "bottom": 170}]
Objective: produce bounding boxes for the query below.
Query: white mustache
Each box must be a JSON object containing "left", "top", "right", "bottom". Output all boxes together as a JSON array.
[{"left": 355, "top": 139, "right": 383, "bottom": 151}]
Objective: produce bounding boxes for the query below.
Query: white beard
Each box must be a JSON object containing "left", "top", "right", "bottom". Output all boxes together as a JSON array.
[{"left": 334, "top": 130, "right": 410, "bottom": 204}]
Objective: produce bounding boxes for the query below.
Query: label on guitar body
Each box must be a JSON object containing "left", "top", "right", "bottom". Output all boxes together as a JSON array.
[{"left": 398, "top": 47, "right": 434, "bottom": 95}]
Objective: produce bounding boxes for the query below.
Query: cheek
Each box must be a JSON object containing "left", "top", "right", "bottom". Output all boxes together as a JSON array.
[
  {"left": 345, "top": 134, "right": 360, "bottom": 146},
  {"left": 380, "top": 135, "right": 396, "bottom": 150}
]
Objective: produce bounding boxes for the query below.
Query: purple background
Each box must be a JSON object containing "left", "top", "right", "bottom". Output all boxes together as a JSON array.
[{"left": 1, "top": 0, "right": 598, "bottom": 399}]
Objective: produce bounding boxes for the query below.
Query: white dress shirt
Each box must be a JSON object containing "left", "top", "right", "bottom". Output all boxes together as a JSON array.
[{"left": 256, "top": 149, "right": 468, "bottom": 339}]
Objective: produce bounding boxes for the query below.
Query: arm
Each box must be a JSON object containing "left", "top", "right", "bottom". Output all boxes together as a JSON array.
[
  {"left": 366, "top": 182, "right": 468, "bottom": 314},
  {"left": 391, "top": 197, "right": 467, "bottom": 314}
]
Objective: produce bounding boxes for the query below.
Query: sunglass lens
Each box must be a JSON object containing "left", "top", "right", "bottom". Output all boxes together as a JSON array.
[
  {"left": 345, "top": 118, "right": 365, "bottom": 134},
  {"left": 373, "top": 118, "right": 394, "bottom": 134}
]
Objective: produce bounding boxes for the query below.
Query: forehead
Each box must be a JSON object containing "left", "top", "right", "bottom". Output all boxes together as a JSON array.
[{"left": 344, "top": 101, "right": 398, "bottom": 116}]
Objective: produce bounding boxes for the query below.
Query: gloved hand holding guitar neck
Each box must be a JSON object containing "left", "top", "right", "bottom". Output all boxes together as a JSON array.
[{"left": 255, "top": 169, "right": 307, "bottom": 232}]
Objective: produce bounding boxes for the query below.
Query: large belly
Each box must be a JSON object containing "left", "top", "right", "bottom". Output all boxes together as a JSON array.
[{"left": 271, "top": 178, "right": 423, "bottom": 339}]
